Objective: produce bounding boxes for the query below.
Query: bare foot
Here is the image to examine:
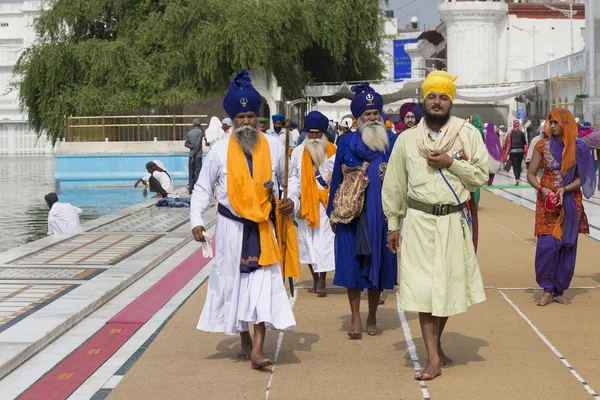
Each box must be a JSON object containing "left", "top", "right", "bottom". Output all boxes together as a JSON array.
[
  {"left": 237, "top": 342, "right": 252, "bottom": 360},
  {"left": 553, "top": 296, "right": 572, "bottom": 305},
  {"left": 316, "top": 279, "right": 327, "bottom": 297},
  {"left": 366, "top": 316, "right": 383, "bottom": 336},
  {"left": 348, "top": 315, "right": 362, "bottom": 340},
  {"left": 250, "top": 351, "right": 273, "bottom": 369},
  {"left": 415, "top": 364, "right": 442, "bottom": 381},
  {"left": 537, "top": 292, "right": 553, "bottom": 306},
  {"left": 308, "top": 282, "right": 318, "bottom": 293},
  {"left": 439, "top": 348, "right": 453, "bottom": 366}
]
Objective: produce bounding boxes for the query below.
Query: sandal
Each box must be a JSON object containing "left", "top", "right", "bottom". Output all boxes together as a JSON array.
[{"left": 316, "top": 289, "right": 327, "bottom": 297}]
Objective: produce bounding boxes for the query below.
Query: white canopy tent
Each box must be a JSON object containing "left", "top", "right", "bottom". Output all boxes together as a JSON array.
[{"left": 305, "top": 79, "right": 544, "bottom": 123}]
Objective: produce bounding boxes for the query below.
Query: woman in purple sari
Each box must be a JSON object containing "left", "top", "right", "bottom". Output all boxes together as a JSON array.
[
  {"left": 526, "top": 108, "right": 596, "bottom": 306},
  {"left": 485, "top": 123, "right": 503, "bottom": 185}
]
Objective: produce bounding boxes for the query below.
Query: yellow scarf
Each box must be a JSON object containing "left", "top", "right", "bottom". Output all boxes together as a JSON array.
[
  {"left": 226, "top": 132, "right": 300, "bottom": 278},
  {"left": 300, "top": 142, "right": 337, "bottom": 228},
  {"left": 227, "top": 132, "right": 279, "bottom": 267}
]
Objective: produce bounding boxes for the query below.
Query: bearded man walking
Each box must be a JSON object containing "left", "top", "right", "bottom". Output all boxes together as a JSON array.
[
  {"left": 382, "top": 71, "right": 488, "bottom": 381},
  {"left": 291, "top": 111, "right": 337, "bottom": 297},
  {"left": 327, "top": 83, "right": 398, "bottom": 339},
  {"left": 190, "top": 70, "right": 299, "bottom": 370}
]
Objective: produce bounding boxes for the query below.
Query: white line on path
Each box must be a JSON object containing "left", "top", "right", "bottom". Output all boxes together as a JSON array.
[
  {"left": 265, "top": 289, "right": 299, "bottom": 400},
  {"left": 499, "top": 291, "right": 600, "bottom": 399},
  {"left": 396, "top": 292, "right": 431, "bottom": 400}
]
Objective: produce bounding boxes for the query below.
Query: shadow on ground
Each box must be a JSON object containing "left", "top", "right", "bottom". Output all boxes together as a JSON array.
[
  {"left": 338, "top": 306, "right": 413, "bottom": 332},
  {"left": 395, "top": 332, "right": 489, "bottom": 369},
  {"left": 524, "top": 287, "right": 591, "bottom": 302}
]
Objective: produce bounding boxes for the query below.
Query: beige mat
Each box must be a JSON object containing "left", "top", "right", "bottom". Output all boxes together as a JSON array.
[{"left": 108, "top": 191, "right": 600, "bottom": 399}]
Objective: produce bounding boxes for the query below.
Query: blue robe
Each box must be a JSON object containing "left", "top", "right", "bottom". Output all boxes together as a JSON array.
[{"left": 327, "top": 130, "right": 398, "bottom": 291}]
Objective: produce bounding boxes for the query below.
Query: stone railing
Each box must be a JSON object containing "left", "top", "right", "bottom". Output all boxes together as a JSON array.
[{"left": 522, "top": 51, "right": 586, "bottom": 81}]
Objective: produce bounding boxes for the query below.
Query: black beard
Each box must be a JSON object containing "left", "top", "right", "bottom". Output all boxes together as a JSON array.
[{"left": 425, "top": 111, "right": 451, "bottom": 126}]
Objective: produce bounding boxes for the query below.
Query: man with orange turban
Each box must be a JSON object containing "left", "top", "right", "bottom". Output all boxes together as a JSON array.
[
  {"left": 383, "top": 71, "right": 488, "bottom": 381},
  {"left": 291, "top": 111, "right": 337, "bottom": 297},
  {"left": 190, "top": 70, "right": 300, "bottom": 370}
]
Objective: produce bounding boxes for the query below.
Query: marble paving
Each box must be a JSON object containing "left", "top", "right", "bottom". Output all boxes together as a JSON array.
[
  {"left": 0, "top": 268, "right": 100, "bottom": 280},
  {"left": 90, "top": 207, "right": 190, "bottom": 233},
  {"left": 0, "top": 284, "right": 73, "bottom": 330},
  {"left": 10, "top": 234, "right": 160, "bottom": 266}
]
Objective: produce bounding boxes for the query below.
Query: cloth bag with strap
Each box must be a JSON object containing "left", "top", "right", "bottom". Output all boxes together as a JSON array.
[{"left": 330, "top": 161, "right": 370, "bottom": 224}]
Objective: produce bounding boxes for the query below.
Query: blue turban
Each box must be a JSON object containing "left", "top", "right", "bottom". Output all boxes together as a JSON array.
[
  {"left": 350, "top": 82, "right": 383, "bottom": 119},
  {"left": 272, "top": 114, "right": 285, "bottom": 124},
  {"left": 303, "top": 111, "right": 329, "bottom": 133},
  {"left": 290, "top": 120, "right": 298, "bottom": 129},
  {"left": 223, "top": 69, "right": 262, "bottom": 119},
  {"left": 413, "top": 103, "right": 424, "bottom": 123}
]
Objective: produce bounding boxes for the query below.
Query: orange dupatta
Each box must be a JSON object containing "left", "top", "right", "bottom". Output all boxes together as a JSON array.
[
  {"left": 544, "top": 108, "right": 578, "bottom": 241},
  {"left": 299, "top": 142, "right": 337, "bottom": 228},
  {"left": 227, "top": 132, "right": 280, "bottom": 267}
]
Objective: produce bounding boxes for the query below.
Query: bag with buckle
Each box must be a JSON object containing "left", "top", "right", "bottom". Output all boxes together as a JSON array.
[{"left": 330, "top": 161, "right": 370, "bottom": 224}]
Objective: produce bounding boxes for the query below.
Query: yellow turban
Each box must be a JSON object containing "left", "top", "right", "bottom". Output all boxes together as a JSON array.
[{"left": 421, "top": 71, "right": 458, "bottom": 102}]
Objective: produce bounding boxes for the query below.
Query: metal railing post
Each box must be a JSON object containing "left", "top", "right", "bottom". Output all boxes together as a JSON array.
[
  {"left": 137, "top": 115, "right": 141, "bottom": 141},
  {"left": 172, "top": 115, "right": 176, "bottom": 140}
]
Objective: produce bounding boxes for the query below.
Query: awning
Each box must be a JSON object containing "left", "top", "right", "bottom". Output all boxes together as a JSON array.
[
  {"left": 304, "top": 79, "right": 423, "bottom": 103},
  {"left": 455, "top": 82, "right": 542, "bottom": 102},
  {"left": 305, "top": 80, "right": 543, "bottom": 104}
]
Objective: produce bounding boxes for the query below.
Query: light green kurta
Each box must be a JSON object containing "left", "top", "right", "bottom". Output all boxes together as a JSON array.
[{"left": 382, "top": 118, "right": 489, "bottom": 317}]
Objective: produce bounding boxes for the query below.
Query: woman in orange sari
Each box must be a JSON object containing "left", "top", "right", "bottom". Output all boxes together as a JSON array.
[{"left": 526, "top": 108, "right": 596, "bottom": 306}]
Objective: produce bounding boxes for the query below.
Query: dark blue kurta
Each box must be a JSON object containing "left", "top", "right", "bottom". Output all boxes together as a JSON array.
[{"left": 327, "top": 131, "right": 398, "bottom": 291}]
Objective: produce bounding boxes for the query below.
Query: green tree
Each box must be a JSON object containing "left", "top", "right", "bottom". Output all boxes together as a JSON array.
[{"left": 15, "top": 0, "right": 388, "bottom": 143}]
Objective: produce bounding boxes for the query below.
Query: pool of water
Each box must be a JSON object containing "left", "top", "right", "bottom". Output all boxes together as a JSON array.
[{"left": 0, "top": 156, "right": 157, "bottom": 253}]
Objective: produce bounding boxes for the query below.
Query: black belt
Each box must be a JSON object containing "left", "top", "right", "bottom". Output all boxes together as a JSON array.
[{"left": 407, "top": 197, "right": 465, "bottom": 217}]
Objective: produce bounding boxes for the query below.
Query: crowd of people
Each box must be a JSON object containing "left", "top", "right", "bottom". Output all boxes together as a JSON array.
[
  {"left": 185, "top": 68, "right": 598, "bottom": 381},
  {"left": 39, "top": 63, "right": 595, "bottom": 381}
]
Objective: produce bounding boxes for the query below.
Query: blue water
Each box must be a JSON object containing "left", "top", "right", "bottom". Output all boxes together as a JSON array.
[{"left": 0, "top": 156, "right": 171, "bottom": 253}]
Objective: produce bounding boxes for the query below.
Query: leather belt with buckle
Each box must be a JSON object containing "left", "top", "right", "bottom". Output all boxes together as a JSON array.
[{"left": 407, "top": 197, "right": 464, "bottom": 216}]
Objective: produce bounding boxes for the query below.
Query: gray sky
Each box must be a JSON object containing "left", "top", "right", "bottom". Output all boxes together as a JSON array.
[{"left": 385, "top": 0, "right": 440, "bottom": 32}]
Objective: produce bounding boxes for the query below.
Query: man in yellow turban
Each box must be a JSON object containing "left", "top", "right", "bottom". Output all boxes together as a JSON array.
[{"left": 382, "top": 71, "right": 488, "bottom": 380}]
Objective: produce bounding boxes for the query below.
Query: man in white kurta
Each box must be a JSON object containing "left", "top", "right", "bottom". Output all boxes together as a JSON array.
[
  {"left": 45, "top": 193, "right": 82, "bottom": 235},
  {"left": 383, "top": 71, "right": 487, "bottom": 381},
  {"left": 190, "top": 69, "right": 299, "bottom": 370},
  {"left": 290, "top": 111, "right": 336, "bottom": 296}
]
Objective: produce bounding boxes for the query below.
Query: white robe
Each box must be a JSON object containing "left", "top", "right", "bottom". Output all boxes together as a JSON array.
[
  {"left": 290, "top": 145, "right": 336, "bottom": 273},
  {"left": 47, "top": 202, "right": 83, "bottom": 235},
  {"left": 190, "top": 134, "right": 300, "bottom": 335}
]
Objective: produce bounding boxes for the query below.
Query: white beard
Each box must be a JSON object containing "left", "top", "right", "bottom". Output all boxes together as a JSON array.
[
  {"left": 357, "top": 118, "right": 389, "bottom": 152},
  {"left": 233, "top": 124, "right": 258, "bottom": 155},
  {"left": 305, "top": 137, "right": 328, "bottom": 167}
]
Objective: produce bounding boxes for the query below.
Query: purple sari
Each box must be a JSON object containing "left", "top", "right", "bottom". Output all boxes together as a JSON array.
[
  {"left": 485, "top": 124, "right": 502, "bottom": 162},
  {"left": 549, "top": 136, "right": 596, "bottom": 247}
]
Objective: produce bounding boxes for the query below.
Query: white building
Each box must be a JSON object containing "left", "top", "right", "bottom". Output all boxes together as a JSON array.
[
  {"left": 401, "top": 0, "right": 587, "bottom": 126},
  {"left": 0, "top": 0, "right": 51, "bottom": 155},
  {"left": 584, "top": 0, "right": 600, "bottom": 125}
]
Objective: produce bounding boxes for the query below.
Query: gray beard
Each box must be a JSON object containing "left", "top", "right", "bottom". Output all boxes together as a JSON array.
[
  {"left": 357, "top": 118, "right": 389, "bottom": 152},
  {"left": 233, "top": 125, "right": 258, "bottom": 155},
  {"left": 305, "top": 137, "right": 328, "bottom": 167}
]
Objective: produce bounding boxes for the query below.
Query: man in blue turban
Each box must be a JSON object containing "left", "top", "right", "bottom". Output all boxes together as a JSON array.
[
  {"left": 291, "top": 110, "right": 337, "bottom": 296},
  {"left": 190, "top": 69, "right": 299, "bottom": 370},
  {"left": 268, "top": 113, "right": 298, "bottom": 149},
  {"left": 327, "top": 82, "right": 398, "bottom": 339}
]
